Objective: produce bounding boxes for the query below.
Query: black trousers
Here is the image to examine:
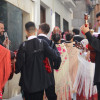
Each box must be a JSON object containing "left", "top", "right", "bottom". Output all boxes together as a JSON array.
[
  {"left": 23, "top": 85, "right": 57, "bottom": 100},
  {"left": 45, "top": 85, "right": 57, "bottom": 100},
  {"left": 24, "top": 90, "right": 44, "bottom": 100},
  {"left": 97, "top": 84, "right": 100, "bottom": 100}
]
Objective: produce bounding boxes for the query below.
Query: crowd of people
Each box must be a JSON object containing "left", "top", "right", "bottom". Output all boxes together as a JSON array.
[{"left": 1, "top": 12, "right": 100, "bottom": 100}]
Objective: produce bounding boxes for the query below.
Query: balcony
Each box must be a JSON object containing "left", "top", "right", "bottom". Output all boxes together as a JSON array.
[
  {"left": 59, "top": 0, "right": 76, "bottom": 8},
  {"left": 65, "top": 0, "right": 76, "bottom": 7}
]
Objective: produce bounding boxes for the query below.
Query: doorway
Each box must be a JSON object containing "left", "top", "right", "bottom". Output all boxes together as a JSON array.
[{"left": 40, "top": 6, "right": 46, "bottom": 24}]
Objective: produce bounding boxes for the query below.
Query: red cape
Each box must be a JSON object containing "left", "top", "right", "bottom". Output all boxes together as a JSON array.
[{"left": 0, "top": 45, "right": 11, "bottom": 92}]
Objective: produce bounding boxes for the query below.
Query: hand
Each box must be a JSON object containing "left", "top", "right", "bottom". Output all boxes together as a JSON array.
[
  {"left": 3, "top": 38, "right": 11, "bottom": 47},
  {"left": 3, "top": 40, "right": 7, "bottom": 47},
  {"left": 80, "top": 24, "right": 90, "bottom": 35},
  {"left": 5, "top": 38, "right": 10, "bottom": 45}
]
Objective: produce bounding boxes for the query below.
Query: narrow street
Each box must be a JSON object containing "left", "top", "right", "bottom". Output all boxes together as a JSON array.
[
  {"left": 0, "top": 0, "right": 100, "bottom": 100},
  {"left": 3, "top": 94, "right": 22, "bottom": 100}
]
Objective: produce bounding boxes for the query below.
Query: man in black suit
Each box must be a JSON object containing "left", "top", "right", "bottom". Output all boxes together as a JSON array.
[
  {"left": 15, "top": 22, "right": 61, "bottom": 100},
  {"left": 80, "top": 17, "right": 100, "bottom": 99},
  {"left": 73, "top": 28, "right": 84, "bottom": 42},
  {"left": 38, "top": 23, "right": 61, "bottom": 100}
]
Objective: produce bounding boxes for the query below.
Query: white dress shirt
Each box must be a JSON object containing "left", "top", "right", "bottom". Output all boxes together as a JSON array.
[
  {"left": 28, "top": 35, "right": 37, "bottom": 40},
  {"left": 38, "top": 33, "right": 48, "bottom": 38}
]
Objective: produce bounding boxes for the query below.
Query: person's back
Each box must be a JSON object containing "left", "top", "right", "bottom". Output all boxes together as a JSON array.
[
  {"left": 73, "top": 36, "right": 84, "bottom": 42},
  {"left": 65, "top": 33, "right": 74, "bottom": 43},
  {"left": 38, "top": 23, "right": 61, "bottom": 100},
  {"left": 38, "top": 23, "right": 61, "bottom": 69},
  {"left": 17, "top": 38, "right": 52, "bottom": 93},
  {"left": 15, "top": 22, "right": 61, "bottom": 100},
  {"left": 73, "top": 28, "right": 84, "bottom": 42},
  {"left": 37, "top": 23, "right": 52, "bottom": 46}
]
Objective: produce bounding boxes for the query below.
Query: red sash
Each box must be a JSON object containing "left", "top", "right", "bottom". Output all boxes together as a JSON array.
[{"left": 43, "top": 57, "right": 52, "bottom": 73}]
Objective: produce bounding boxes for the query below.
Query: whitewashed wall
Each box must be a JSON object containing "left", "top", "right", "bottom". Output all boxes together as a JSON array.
[
  {"left": 40, "top": 0, "right": 73, "bottom": 37},
  {"left": 5, "top": 0, "right": 74, "bottom": 37}
]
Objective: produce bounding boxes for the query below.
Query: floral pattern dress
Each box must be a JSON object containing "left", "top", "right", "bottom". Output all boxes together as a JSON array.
[{"left": 54, "top": 43, "right": 72, "bottom": 100}]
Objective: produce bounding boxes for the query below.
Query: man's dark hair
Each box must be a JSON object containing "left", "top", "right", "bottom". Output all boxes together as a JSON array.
[
  {"left": 52, "top": 33, "right": 61, "bottom": 43},
  {"left": 0, "top": 20, "right": 4, "bottom": 24},
  {"left": 39, "top": 23, "right": 50, "bottom": 34},
  {"left": 96, "top": 12, "right": 100, "bottom": 18},
  {"left": 72, "top": 29, "right": 80, "bottom": 35},
  {"left": 25, "top": 22, "right": 36, "bottom": 33},
  {"left": 66, "top": 33, "right": 74, "bottom": 41}
]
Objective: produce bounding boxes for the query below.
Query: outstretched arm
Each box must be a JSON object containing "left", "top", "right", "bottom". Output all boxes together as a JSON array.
[{"left": 81, "top": 25, "right": 100, "bottom": 52}]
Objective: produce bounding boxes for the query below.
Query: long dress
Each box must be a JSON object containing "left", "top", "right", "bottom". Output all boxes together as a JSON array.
[
  {"left": 54, "top": 43, "right": 72, "bottom": 100},
  {"left": 65, "top": 42, "right": 79, "bottom": 90},
  {"left": 73, "top": 39, "right": 98, "bottom": 100}
]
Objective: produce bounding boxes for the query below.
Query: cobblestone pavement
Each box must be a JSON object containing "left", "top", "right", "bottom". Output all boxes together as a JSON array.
[{"left": 3, "top": 94, "right": 23, "bottom": 100}]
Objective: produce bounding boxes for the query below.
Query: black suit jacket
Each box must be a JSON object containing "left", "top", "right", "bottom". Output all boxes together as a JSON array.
[
  {"left": 38, "top": 36, "right": 61, "bottom": 86},
  {"left": 38, "top": 36, "right": 61, "bottom": 68},
  {"left": 86, "top": 32, "right": 100, "bottom": 84},
  {"left": 15, "top": 38, "right": 61, "bottom": 93},
  {"left": 73, "top": 35, "right": 84, "bottom": 42}
]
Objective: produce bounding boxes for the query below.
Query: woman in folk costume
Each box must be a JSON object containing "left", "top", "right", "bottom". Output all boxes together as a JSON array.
[
  {"left": 73, "top": 39, "right": 98, "bottom": 100},
  {"left": 65, "top": 33, "right": 79, "bottom": 100},
  {"left": 51, "top": 32, "right": 72, "bottom": 100},
  {"left": 0, "top": 45, "right": 12, "bottom": 100}
]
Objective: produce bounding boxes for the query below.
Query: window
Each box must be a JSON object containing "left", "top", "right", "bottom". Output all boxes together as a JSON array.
[
  {"left": 63, "top": 19, "right": 69, "bottom": 32},
  {"left": 55, "top": 12, "right": 60, "bottom": 28}
]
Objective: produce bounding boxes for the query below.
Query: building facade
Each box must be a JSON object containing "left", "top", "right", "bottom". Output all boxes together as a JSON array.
[{"left": 1, "top": 0, "right": 76, "bottom": 51}]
